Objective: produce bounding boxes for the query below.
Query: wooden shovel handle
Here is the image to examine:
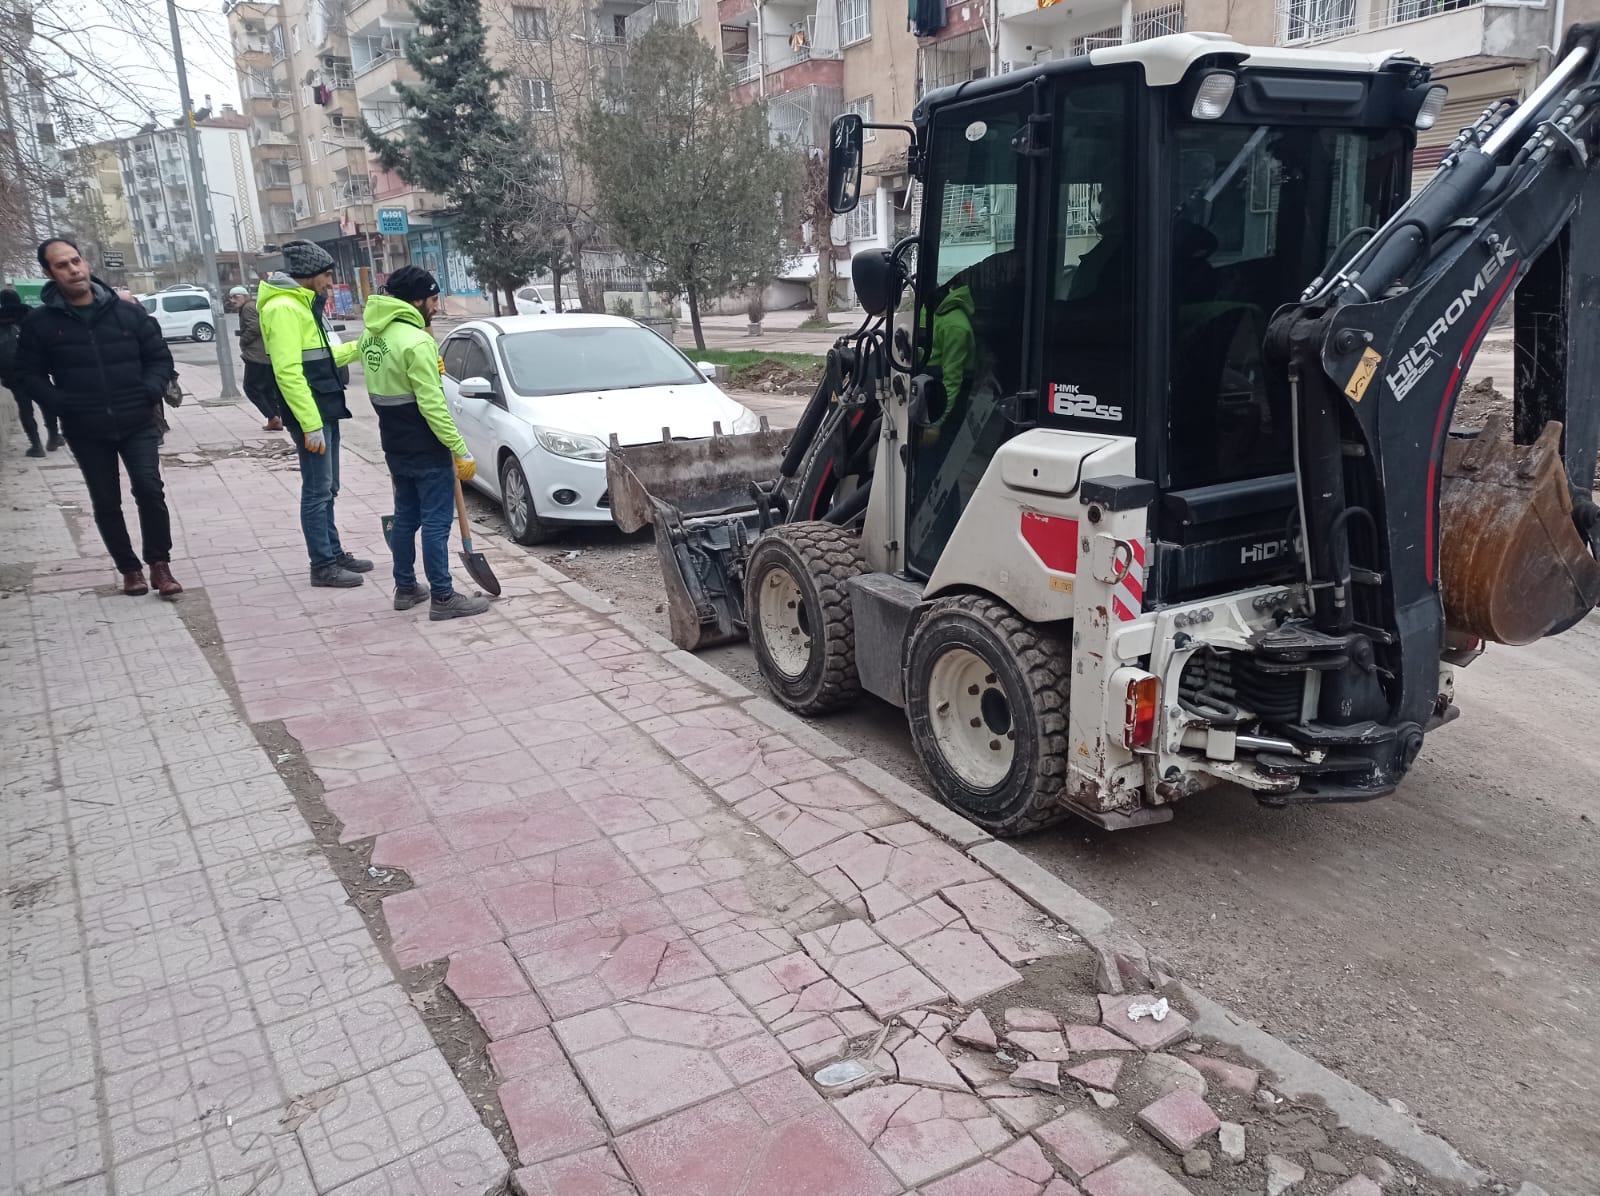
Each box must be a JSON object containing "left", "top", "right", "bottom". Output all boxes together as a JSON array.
[{"left": 454, "top": 476, "right": 472, "bottom": 547}]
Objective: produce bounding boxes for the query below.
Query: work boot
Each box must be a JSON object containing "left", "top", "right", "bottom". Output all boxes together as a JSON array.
[
  {"left": 393, "top": 584, "right": 429, "bottom": 611},
  {"left": 336, "top": 552, "right": 374, "bottom": 573},
  {"left": 430, "top": 591, "right": 489, "bottom": 621},
  {"left": 122, "top": 570, "right": 149, "bottom": 596},
  {"left": 264, "top": 416, "right": 283, "bottom": 432},
  {"left": 25, "top": 434, "right": 45, "bottom": 458},
  {"left": 148, "top": 561, "right": 183, "bottom": 599},
  {"left": 46, "top": 430, "right": 64, "bottom": 451},
  {"left": 310, "top": 564, "right": 364, "bottom": 588}
]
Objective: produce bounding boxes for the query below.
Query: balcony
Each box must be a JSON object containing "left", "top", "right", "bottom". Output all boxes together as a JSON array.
[
  {"left": 625, "top": 0, "right": 685, "bottom": 40},
  {"left": 997, "top": 0, "right": 1121, "bottom": 29},
  {"left": 724, "top": 53, "right": 763, "bottom": 83},
  {"left": 251, "top": 127, "right": 296, "bottom": 147},
  {"left": 767, "top": 83, "right": 842, "bottom": 149},
  {"left": 1275, "top": 0, "right": 1549, "bottom": 66},
  {"left": 361, "top": 102, "right": 407, "bottom": 133},
  {"left": 765, "top": 52, "right": 843, "bottom": 95},
  {"left": 334, "top": 178, "right": 375, "bottom": 204}
]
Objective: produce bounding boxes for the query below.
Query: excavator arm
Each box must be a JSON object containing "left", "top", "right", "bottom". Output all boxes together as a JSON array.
[{"left": 1262, "top": 24, "right": 1600, "bottom": 791}]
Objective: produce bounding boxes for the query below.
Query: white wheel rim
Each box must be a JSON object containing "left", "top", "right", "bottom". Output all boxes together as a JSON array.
[
  {"left": 757, "top": 565, "right": 811, "bottom": 680},
  {"left": 928, "top": 647, "right": 1015, "bottom": 790}
]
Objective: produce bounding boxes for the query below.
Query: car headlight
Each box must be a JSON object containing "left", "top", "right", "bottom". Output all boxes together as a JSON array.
[
  {"left": 533, "top": 426, "right": 609, "bottom": 460},
  {"left": 730, "top": 409, "right": 763, "bottom": 435}
]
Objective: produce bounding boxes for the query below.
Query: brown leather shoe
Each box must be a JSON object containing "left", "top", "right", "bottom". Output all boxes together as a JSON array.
[
  {"left": 122, "top": 570, "right": 149, "bottom": 596},
  {"left": 265, "top": 416, "right": 283, "bottom": 431},
  {"left": 149, "top": 562, "right": 183, "bottom": 599}
]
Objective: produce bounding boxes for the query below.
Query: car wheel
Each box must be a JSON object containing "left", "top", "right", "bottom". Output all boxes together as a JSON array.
[
  {"left": 192, "top": 322, "right": 215, "bottom": 342},
  {"left": 500, "top": 456, "right": 553, "bottom": 545}
]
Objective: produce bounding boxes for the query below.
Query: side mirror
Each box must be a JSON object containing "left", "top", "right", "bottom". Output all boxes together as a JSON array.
[
  {"left": 828, "top": 114, "right": 865, "bottom": 214},
  {"left": 851, "top": 248, "right": 903, "bottom": 318},
  {"left": 459, "top": 375, "right": 496, "bottom": 400},
  {"left": 696, "top": 361, "right": 718, "bottom": 379}
]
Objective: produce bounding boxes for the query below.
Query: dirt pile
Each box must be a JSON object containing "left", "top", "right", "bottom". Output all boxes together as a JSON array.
[{"left": 730, "top": 359, "right": 815, "bottom": 393}]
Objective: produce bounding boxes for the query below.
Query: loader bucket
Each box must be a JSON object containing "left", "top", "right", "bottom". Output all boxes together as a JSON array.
[
  {"left": 1439, "top": 415, "right": 1600, "bottom": 645},
  {"left": 605, "top": 424, "right": 791, "bottom": 534}
]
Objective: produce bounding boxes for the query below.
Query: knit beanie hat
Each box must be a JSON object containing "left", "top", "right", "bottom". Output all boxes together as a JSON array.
[
  {"left": 0, "top": 288, "right": 21, "bottom": 309},
  {"left": 386, "top": 265, "right": 440, "bottom": 302},
  {"left": 282, "top": 240, "right": 335, "bottom": 279}
]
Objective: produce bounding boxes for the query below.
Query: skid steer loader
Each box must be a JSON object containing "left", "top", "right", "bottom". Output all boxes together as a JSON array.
[{"left": 607, "top": 26, "right": 1600, "bottom": 834}]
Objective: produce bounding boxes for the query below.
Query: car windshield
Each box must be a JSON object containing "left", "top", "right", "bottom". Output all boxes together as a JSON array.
[{"left": 498, "top": 325, "right": 703, "bottom": 396}]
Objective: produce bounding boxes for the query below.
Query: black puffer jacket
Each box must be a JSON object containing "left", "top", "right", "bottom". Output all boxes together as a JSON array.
[{"left": 14, "top": 280, "right": 174, "bottom": 440}]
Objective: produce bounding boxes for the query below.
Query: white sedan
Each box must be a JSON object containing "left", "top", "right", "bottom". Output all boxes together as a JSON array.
[{"left": 440, "top": 314, "right": 761, "bottom": 543}]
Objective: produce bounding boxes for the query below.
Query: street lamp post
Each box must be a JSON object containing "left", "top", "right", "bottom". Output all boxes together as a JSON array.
[
  {"left": 165, "top": 0, "right": 240, "bottom": 399},
  {"left": 209, "top": 190, "right": 247, "bottom": 285}
]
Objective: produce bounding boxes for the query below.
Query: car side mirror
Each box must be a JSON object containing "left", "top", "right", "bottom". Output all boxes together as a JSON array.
[
  {"left": 828, "top": 113, "right": 865, "bottom": 214},
  {"left": 697, "top": 361, "right": 717, "bottom": 380},
  {"left": 459, "top": 375, "right": 496, "bottom": 400}
]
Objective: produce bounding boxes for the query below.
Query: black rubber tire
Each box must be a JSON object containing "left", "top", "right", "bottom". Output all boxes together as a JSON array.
[
  {"left": 500, "top": 455, "right": 554, "bottom": 545},
  {"left": 905, "top": 594, "right": 1071, "bottom": 837},
  {"left": 192, "top": 322, "right": 215, "bottom": 343},
  {"left": 745, "top": 522, "right": 865, "bottom": 715}
]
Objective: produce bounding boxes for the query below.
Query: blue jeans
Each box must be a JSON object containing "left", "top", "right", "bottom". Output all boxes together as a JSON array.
[
  {"left": 289, "top": 421, "right": 344, "bottom": 570},
  {"left": 390, "top": 462, "right": 456, "bottom": 601}
]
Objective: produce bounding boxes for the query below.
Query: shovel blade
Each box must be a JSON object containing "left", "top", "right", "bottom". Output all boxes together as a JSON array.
[
  {"left": 459, "top": 549, "right": 501, "bottom": 597},
  {"left": 1440, "top": 415, "right": 1600, "bottom": 645}
]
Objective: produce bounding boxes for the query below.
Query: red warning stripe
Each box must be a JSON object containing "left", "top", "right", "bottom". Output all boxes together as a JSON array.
[{"left": 1020, "top": 512, "right": 1079, "bottom": 574}]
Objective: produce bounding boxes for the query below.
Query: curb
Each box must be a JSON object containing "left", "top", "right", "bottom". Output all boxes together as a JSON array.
[{"left": 517, "top": 542, "right": 1494, "bottom": 1188}]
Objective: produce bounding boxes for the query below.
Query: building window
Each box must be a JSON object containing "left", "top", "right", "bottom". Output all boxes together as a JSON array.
[
  {"left": 613, "top": 12, "right": 627, "bottom": 38},
  {"left": 844, "top": 96, "right": 874, "bottom": 141},
  {"left": 1282, "top": 0, "right": 1354, "bottom": 43},
  {"left": 292, "top": 24, "right": 301, "bottom": 51},
  {"left": 1131, "top": 2, "right": 1184, "bottom": 41},
  {"left": 512, "top": 6, "right": 549, "bottom": 40},
  {"left": 846, "top": 195, "right": 876, "bottom": 241},
  {"left": 36, "top": 123, "right": 55, "bottom": 146},
  {"left": 517, "top": 78, "right": 555, "bottom": 115},
  {"left": 839, "top": 0, "right": 870, "bottom": 46},
  {"left": 316, "top": 187, "right": 326, "bottom": 213}
]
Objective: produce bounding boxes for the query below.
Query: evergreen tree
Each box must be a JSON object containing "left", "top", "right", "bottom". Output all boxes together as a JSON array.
[
  {"left": 363, "top": 0, "right": 556, "bottom": 309},
  {"left": 578, "top": 25, "right": 802, "bottom": 349}
]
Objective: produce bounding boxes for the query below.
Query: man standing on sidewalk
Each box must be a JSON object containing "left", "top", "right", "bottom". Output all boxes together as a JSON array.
[
  {"left": 358, "top": 266, "right": 487, "bottom": 621},
  {"left": 258, "top": 241, "right": 371, "bottom": 588},
  {"left": 227, "top": 286, "right": 283, "bottom": 432},
  {"left": 1, "top": 287, "right": 62, "bottom": 458},
  {"left": 13, "top": 238, "right": 182, "bottom": 596}
]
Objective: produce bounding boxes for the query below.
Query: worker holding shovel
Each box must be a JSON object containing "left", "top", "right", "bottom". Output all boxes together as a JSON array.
[{"left": 357, "top": 265, "right": 487, "bottom": 620}]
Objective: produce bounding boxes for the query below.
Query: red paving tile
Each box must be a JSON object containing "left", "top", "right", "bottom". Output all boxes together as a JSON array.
[{"left": 616, "top": 1088, "right": 900, "bottom": 1196}]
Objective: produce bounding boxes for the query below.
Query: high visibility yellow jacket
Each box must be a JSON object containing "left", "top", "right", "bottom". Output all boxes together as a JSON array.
[
  {"left": 257, "top": 274, "right": 361, "bottom": 434},
  {"left": 357, "top": 294, "right": 467, "bottom": 465}
]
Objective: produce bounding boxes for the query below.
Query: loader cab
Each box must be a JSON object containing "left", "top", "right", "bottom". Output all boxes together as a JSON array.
[{"left": 851, "top": 39, "right": 1429, "bottom": 601}]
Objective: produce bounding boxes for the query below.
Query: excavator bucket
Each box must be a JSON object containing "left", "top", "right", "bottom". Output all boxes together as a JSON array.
[
  {"left": 1439, "top": 415, "right": 1600, "bottom": 645},
  {"left": 606, "top": 424, "right": 792, "bottom": 651},
  {"left": 605, "top": 423, "right": 789, "bottom": 534}
]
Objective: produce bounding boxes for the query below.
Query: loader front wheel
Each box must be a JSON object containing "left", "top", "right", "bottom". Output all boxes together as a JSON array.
[
  {"left": 906, "top": 595, "right": 1070, "bottom": 837},
  {"left": 746, "top": 523, "right": 864, "bottom": 715}
]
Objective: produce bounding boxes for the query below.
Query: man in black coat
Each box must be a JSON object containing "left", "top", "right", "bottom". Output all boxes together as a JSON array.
[
  {"left": 1, "top": 287, "right": 62, "bottom": 457},
  {"left": 14, "top": 238, "right": 183, "bottom": 597}
]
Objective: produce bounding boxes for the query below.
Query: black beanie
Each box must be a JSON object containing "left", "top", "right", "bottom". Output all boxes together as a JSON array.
[
  {"left": 282, "top": 239, "right": 335, "bottom": 279},
  {"left": 386, "top": 265, "right": 441, "bottom": 302}
]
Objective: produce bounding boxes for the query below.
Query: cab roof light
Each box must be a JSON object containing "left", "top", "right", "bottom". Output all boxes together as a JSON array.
[
  {"left": 1415, "top": 84, "right": 1448, "bottom": 130},
  {"left": 1192, "top": 71, "right": 1236, "bottom": 121}
]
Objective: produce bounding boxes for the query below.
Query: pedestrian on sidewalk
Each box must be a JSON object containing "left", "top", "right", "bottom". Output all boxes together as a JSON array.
[
  {"left": 227, "top": 285, "right": 284, "bottom": 432},
  {"left": 358, "top": 265, "right": 487, "bottom": 621},
  {"left": 13, "top": 238, "right": 182, "bottom": 597},
  {"left": 258, "top": 241, "right": 371, "bottom": 588},
  {"left": 1, "top": 287, "right": 62, "bottom": 458}
]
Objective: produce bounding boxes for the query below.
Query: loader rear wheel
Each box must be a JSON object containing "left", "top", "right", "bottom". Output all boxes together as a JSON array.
[
  {"left": 746, "top": 522, "right": 864, "bottom": 715},
  {"left": 906, "top": 595, "right": 1070, "bottom": 837}
]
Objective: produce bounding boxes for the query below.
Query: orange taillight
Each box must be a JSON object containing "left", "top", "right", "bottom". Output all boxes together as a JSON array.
[{"left": 1124, "top": 675, "right": 1160, "bottom": 749}]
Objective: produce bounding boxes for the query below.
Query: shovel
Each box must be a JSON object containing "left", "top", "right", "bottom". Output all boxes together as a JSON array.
[{"left": 453, "top": 476, "right": 501, "bottom": 596}]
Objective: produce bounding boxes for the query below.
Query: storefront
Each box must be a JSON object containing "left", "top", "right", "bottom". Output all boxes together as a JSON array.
[{"left": 405, "top": 219, "right": 482, "bottom": 299}]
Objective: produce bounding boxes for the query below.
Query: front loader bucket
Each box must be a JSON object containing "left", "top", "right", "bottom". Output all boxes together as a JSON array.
[
  {"left": 1440, "top": 415, "right": 1600, "bottom": 645},
  {"left": 606, "top": 424, "right": 792, "bottom": 651},
  {"left": 605, "top": 425, "right": 790, "bottom": 534}
]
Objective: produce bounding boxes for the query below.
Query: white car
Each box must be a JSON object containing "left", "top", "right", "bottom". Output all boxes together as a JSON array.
[
  {"left": 441, "top": 314, "right": 759, "bottom": 543},
  {"left": 512, "top": 283, "right": 582, "bottom": 316},
  {"left": 139, "top": 291, "right": 217, "bottom": 342}
]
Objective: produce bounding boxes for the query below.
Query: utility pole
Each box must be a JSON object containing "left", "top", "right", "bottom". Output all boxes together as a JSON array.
[{"left": 166, "top": 0, "right": 240, "bottom": 399}]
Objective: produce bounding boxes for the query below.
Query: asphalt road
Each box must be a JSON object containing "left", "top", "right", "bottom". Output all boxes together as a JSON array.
[{"left": 168, "top": 336, "right": 1599, "bottom": 1190}]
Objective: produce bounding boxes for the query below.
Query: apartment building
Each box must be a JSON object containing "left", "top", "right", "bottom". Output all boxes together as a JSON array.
[
  {"left": 0, "top": 5, "right": 72, "bottom": 275},
  {"left": 62, "top": 141, "right": 140, "bottom": 285},
  {"left": 1273, "top": 0, "right": 1578, "bottom": 188},
  {"left": 113, "top": 114, "right": 266, "bottom": 289}
]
